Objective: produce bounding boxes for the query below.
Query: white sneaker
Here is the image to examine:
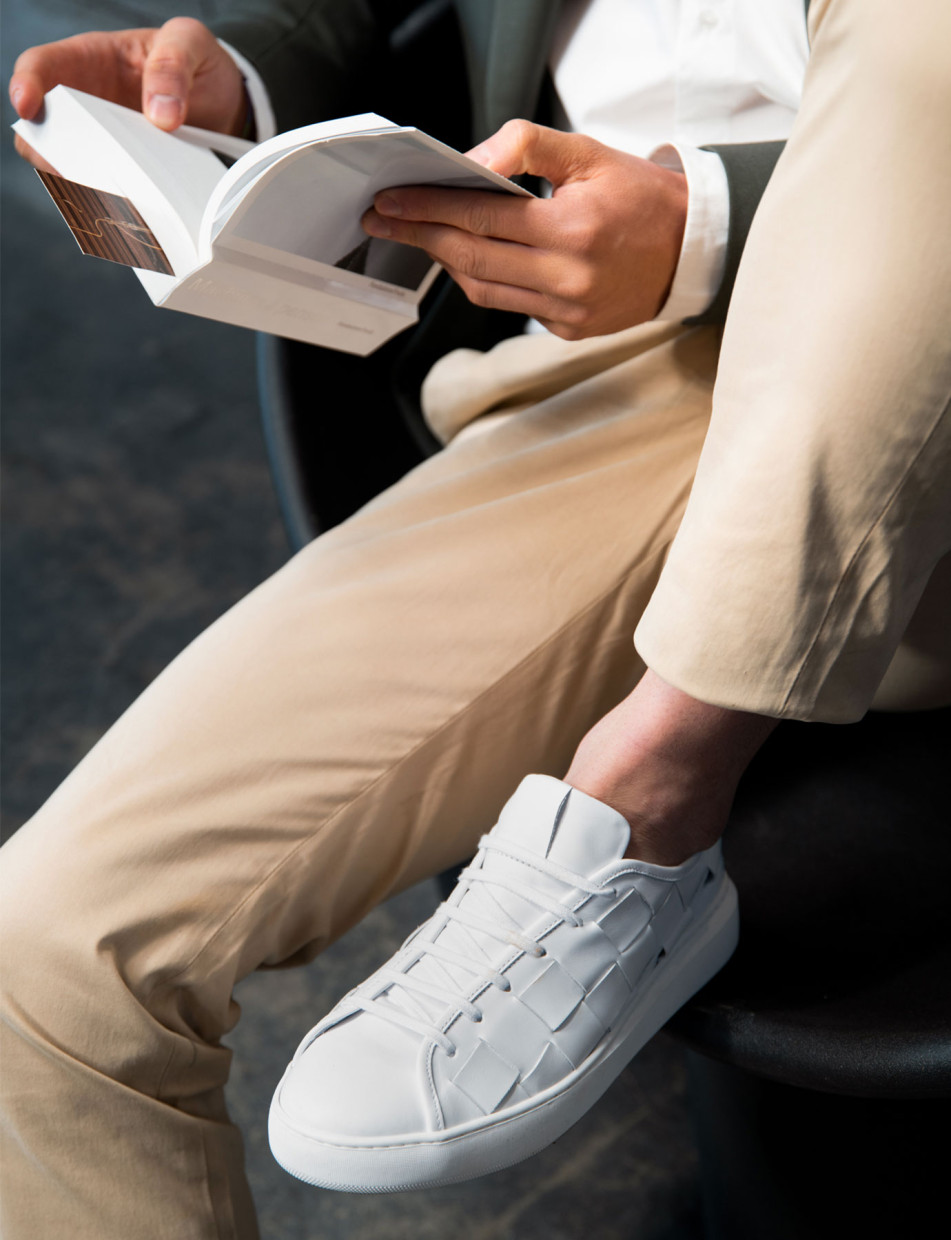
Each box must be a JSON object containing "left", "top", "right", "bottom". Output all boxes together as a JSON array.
[{"left": 269, "top": 775, "right": 738, "bottom": 1192}]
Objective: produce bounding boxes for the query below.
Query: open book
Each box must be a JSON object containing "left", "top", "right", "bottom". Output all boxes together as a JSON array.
[{"left": 14, "top": 86, "right": 530, "bottom": 355}]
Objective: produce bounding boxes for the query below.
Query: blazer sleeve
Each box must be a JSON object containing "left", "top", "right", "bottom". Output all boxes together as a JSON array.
[
  {"left": 211, "top": 0, "right": 396, "bottom": 133},
  {"left": 688, "top": 140, "right": 786, "bottom": 325}
]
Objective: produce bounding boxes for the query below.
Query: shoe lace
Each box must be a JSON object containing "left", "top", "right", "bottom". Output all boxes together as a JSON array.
[{"left": 346, "top": 835, "right": 605, "bottom": 1057}]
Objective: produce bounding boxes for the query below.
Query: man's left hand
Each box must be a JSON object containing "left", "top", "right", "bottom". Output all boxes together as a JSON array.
[{"left": 362, "top": 119, "right": 688, "bottom": 339}]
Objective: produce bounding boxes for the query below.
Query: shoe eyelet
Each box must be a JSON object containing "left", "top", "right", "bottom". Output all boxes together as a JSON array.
[
  {"left": 471, "top": 1011, "right": 483, "bottom": 1024},
  {"left": 501, "top": 980, "right": 512, "bottom": 992},
  {"left": 445, "top": 1045, "right": 457, "bottom": 1058}
]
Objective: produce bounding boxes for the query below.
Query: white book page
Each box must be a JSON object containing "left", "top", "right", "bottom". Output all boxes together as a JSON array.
[
  {"left": 202, "top": 113, "right": 400, "bottom": 242},
  {"left": 13, "top": 86, "right": 227, "bottom": 275},
  {"left": 211, "top": 127, "right": 531, "bottom": 295}
]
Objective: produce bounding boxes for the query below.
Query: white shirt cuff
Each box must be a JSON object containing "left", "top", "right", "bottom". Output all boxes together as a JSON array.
[
  {"left": 217, "top": 39, "right": 277, "bottom": 142},
  {"left": 649, "top": 143, "right": 729, "bottom": 322}
]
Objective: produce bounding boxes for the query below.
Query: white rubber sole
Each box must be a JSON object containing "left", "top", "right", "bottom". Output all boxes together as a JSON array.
[{"left": 269, "top": 875, "right": 738, "bottom": 1193}]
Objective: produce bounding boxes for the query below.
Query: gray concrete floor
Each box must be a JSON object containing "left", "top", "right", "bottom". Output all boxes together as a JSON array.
[{"left": 1, "top": 4, "right": 703, "bottom": 1236}]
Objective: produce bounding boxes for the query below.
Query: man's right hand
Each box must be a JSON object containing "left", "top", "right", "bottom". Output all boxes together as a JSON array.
[{"left": 10, "top": 18, "right": 247, "bottom": 169}]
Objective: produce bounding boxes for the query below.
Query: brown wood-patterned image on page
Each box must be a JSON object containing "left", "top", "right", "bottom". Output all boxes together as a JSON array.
[{"left": 36, "top": 170, "right": 174, "bottom": 275}]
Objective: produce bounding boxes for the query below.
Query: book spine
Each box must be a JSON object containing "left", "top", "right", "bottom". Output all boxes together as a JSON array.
[{"left": 159, "top": 256, "right": 417, "bottom": 355}]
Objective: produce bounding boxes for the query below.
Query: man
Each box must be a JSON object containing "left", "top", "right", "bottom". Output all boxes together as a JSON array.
[{"left": 3, "top": 0, "right": 950, "bottom": 1233}]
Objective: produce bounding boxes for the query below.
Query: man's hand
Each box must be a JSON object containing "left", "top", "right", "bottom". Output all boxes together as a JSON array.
[
  {"left": 362, "top": 119, "right": 688, "bottom": 339},
  {"left": 10, "top": 19, "right": 246, "bottom": 169}
]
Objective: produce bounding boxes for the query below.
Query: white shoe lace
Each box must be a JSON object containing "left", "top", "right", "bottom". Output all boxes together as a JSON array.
[{"left": 345, "top": 834, "right": 611, "bottom": 1057}]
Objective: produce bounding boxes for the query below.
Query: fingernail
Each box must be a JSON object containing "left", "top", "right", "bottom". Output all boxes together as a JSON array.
[
  {"left": 375, "top": 193, "right": 402, "bottom": 216},
  {"left": 147, "top": 93, "right": 184, "bottom": 127},
  {"left": 10, "top": 86, "right": 23, "bottom": 114},
  {"left": 466, "top": 143, "right": 492, "bottom": 167}
]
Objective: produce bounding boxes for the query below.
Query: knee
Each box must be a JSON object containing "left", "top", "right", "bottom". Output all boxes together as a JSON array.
[
  {"left": 0, "top": 826, "right": 166, "bottom": 1074},
  {"left": 1, "top": 831, "right": 105, "bottom": 1045},
  {"left": 0, "top": 816, "right": 238, "bottom": 1099}
]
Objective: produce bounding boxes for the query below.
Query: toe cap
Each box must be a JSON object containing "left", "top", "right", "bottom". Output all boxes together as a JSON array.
[{"left": 276, "top": 1012, "right": 432, "bottom": 1140}]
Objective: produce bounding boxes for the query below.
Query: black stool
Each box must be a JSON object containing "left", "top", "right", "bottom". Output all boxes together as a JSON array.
[{"left": 668, "top": 708, "right": 950, "bottom": 1239}]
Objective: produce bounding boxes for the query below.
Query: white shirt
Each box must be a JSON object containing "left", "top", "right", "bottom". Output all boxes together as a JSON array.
[
  {"left": 549, "top": 0, "right": 808, "bottom": 319},
  {"left": 226, "top": 0, "right": 810, "bottom": 321}
]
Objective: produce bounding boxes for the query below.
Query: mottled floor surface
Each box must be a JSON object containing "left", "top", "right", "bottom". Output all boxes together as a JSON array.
[{"left": 1, "top": 4, "right": 703, "bottom": 1236}]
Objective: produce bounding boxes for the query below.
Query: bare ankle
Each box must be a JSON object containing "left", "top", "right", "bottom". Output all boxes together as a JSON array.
[
  {"left": 568, "top": 765, "right": 731, "bottom": 864},
  {"left": 564, "top": 670, "right": 778, "bottom": 865}
]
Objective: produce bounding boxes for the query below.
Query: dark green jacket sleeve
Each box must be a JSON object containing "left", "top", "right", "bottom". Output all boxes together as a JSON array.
[
  {"left": 212, "top": 1, "right": 391, "bottom": 133},
  {"left": 688, "top": 140, "right": 786, "bottom": 325}
]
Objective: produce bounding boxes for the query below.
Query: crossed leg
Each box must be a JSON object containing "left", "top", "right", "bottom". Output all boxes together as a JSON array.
[
  {"left": 4, "top": 0, "right": 951, "bottom": 1232},
  {"left": 0, "top": 322, "right": 717, "bottom": 1240}
]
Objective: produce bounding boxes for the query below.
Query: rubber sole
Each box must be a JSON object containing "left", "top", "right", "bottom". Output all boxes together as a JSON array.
[{"left": 269, "top": 875, "right": 739, "bottom": 1193}]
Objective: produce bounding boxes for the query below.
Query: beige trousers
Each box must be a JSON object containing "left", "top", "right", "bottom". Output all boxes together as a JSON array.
[{"left": 2, "top": 2, "right": 949, "bottom": 1237}]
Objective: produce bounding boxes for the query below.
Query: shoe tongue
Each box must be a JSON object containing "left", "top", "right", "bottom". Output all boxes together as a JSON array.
[
  {"left": 493, "top": 775, "right": 631, "bottom": 874},
  {"left": 375, "top": 777, "right": 630, "bottom": 1031}
]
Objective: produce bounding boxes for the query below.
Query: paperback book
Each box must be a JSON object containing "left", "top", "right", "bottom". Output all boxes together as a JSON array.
[{"left": 15, "top": 86, "right": 529, "bottom": 354}]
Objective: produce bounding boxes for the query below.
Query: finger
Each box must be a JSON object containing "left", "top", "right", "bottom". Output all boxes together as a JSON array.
[
  {"left": 440, "top": 264, "right": 584, "bottom": 332},
  {"left": 465, "top": 119, "right": 601, "bottom": 188},
  {"left": 372, "top": 186, "right": 550, "bottom": 247},
  {"left": 9, "top": 63, "right": 46, "bottom": 120},
  {"left": 10, "top": 38, "right": 112, "bottom": 120},
  {"left": 363, "top": 211, "right": 550, "bottom": 287},
  {"left": 11, "top": 31, "right": 156, "bottom": 120},
  {"left": 365, "top": 213, "right": 590, "bottom": 330},
  {"left": 142, "top": 17, "right": 214, "bottom": 129}
]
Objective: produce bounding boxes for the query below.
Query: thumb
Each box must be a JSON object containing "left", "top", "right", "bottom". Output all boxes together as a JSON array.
[
  {"left": 466, "top": 120, "right": 598, "bottom": 187},
  {"left": 142, "top": 17, "right": 209, "bottom": 130}
]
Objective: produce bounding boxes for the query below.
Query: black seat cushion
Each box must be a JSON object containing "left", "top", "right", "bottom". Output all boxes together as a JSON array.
[{"left": 668, "top": 707, "right": 951, "bottom": 1098}]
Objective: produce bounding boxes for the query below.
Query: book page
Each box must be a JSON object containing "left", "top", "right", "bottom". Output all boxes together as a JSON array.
[
  {"left": 204, "top": 113, "right": 399, "bottom": 237},
  {"left": 214, "top": 128, "right": 530, "bottom": 294},
  {"left": 14, "top": 87, "right": 227, "bottom": 276}
]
